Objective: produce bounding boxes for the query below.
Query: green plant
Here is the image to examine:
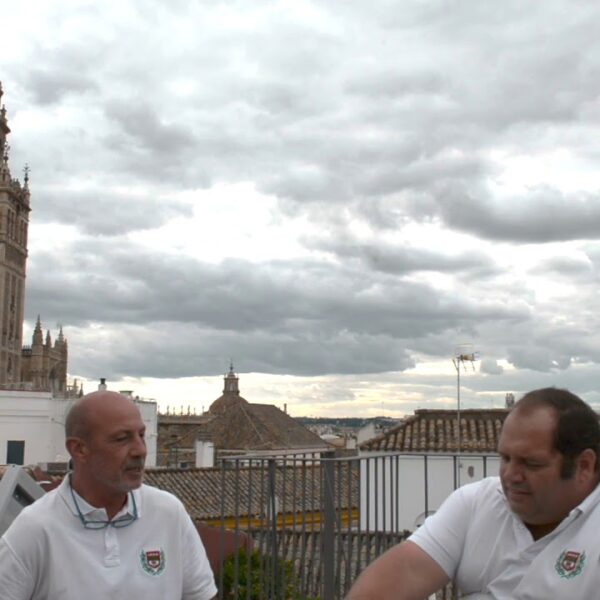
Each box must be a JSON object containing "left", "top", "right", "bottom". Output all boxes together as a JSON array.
[{"left": 221, "top": 548, "right": 318, "bottom": 600}]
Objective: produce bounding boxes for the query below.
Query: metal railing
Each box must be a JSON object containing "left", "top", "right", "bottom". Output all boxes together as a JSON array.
[{"left": 213, "top": 451, "right": 498, "bottom": 600}]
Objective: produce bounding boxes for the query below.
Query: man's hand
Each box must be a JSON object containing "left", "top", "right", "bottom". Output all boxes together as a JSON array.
[{"left": 345, "top": 540, "right": 450, "bottom": 600}]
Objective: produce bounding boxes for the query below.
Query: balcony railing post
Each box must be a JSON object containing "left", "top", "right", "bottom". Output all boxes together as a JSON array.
[
  {"left": 322, "top": 451, "right": 336, "bottom": 600},
  {"left": 267, "top": 458, "right": 279, "bottom": 598}
]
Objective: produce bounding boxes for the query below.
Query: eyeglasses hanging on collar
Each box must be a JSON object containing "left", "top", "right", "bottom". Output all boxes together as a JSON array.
[{"left": 69, "top": 475, "right": 138, "bottom": 529}]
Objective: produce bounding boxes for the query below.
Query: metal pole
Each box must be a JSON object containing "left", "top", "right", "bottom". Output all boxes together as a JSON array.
[{"left": 457, "top": 360, "right": 461, "bottom": 487}]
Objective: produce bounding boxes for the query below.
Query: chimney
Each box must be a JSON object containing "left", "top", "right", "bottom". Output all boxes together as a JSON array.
[
  {"left": 195, "top": 432, "right": 214, "bottom": 468},
  {"left": 505, "top": 393, "right": 515, "bottom": 408},
  {"left": 98, "top": 378, "right": 107, "bottom": 391}
]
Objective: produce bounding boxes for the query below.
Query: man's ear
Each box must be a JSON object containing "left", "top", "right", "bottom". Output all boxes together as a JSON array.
[
  {"left": 66, "top": 437, "right": 88, "bottom": 463},
  {"left": 576, "top": 448, "right": 597, "bottom": 483}
]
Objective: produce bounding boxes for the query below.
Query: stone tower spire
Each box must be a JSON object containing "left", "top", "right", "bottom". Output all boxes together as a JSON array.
[
  {"left": 33, "top": 315, "right": 43, "bottom": 343},
  {"left": 0, "top": 81, "right": 9, "bottom": 161}
]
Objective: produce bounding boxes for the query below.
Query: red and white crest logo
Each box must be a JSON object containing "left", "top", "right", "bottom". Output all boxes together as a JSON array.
[
  {"left": 140, "top": 548, "right": 165, "bottom": 575},
  {"left": 555, "top": 549, "right": 586, "bottom": 579}
]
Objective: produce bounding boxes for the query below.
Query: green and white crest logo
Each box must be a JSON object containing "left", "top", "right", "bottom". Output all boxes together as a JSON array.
[
  {"left": 140, "top": 548, "right": 165, "bottom": 576},
  {"left": 555, "top": 550, "right": 585, "bottom": 579}
]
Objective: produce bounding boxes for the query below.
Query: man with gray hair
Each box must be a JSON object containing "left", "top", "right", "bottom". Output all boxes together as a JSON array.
[
  {"left": 346, "top": 388, "right": 600, "bottom": 599},
  {"left": 0, "top": 390, "right": 217, "bottom": 599}
]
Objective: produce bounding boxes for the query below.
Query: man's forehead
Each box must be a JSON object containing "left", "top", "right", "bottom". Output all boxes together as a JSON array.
[
  {"left": 86, "top": 397, "right": 143, "bottom": 427},
  {"left": 499, "top": 405, "right": 557, "bottom": 448}
]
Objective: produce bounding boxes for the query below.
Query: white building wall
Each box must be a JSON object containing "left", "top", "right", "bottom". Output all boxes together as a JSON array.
[
  {"left": 360, "top": 452, "right": 501, "bottom": 531},
  {"left": 0, "top": 391, "right": 158, "bottom": 467},
  {"left": 0, "top": 391, "right": 74, "bottom": 465},
  {"left": 136, "top": 399, "right": 158, "bottom": 467},
  {"left": 356, "top": 423, "right": 377, "bottom": 446}
]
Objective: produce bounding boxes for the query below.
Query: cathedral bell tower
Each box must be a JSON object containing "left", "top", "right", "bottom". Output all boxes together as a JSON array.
[
  {"left": 0, "top": 82, "right": 30, "bottom": 385},
  {"left": 223, "top": 361, "right": 240, "bottom": 394}
]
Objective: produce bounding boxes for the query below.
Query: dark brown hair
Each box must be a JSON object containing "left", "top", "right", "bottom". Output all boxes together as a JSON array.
[{"left": 515, "top": 387, "right": 600, "bottom": 478}]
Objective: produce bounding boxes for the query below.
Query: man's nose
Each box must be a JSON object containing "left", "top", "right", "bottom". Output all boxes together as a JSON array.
[
  {"left": 131, "top": 434, "right": 146, "bottom": 457},
  {"left": 503, "top": 461, "right": 525, "bottom": 483}
]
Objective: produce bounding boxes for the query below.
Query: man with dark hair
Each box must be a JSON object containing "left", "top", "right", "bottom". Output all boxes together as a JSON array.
[
  {"left": 0, "top": 391, "right": 217, "bottom": 600},
  {"left": 346, "top": 387, "right": 600, "bottom": 599}
]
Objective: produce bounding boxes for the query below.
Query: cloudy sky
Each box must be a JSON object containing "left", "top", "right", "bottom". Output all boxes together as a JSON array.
[{"left": 2, "top": 1, "right": 600, "bottom": 417}]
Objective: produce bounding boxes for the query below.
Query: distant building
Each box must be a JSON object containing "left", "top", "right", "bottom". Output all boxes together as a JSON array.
[
  {"left": 0, "top": 82, "right": 69, "bottom": 393},
  {"left": 0, "top": 82, "right": 30, "bottom": 386},
  {"left": 358, "top": 407, "right": 508, "bottom": 531},
  {"left": 157, "top": 364, "right": 330, "bottom": 467},
  {"left": 20, "top": 317, "right": 69, "bottom": 395},
  {"left": 359, "top": 408, "right": 509, "bottom": 453}
]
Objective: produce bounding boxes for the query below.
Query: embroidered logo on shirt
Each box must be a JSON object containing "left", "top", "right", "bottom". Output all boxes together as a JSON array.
[
  {"left": 555, "top": 550, "right": 586, "bottom": 579},
  {"left": 140, "top": 548, "right": 166, "bottom": 575}
]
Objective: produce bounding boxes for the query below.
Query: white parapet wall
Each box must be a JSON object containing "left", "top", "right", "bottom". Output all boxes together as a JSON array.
[
  {"left": 359, "top": 452, "right": 501, "bottom": 532},
  {"left": 0, "top": 390, "right": 158, "bottom": 467},
  {"left": 0, "top": 390, "right": 74, "bottom": 465}
]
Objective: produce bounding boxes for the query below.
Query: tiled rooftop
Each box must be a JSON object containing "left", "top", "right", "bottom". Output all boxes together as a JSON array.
[
  {"left": 158, "top": 368, "right": 329, "bottom": 461},
  {"left": 359, "top": 408, "right": 509, "bottom": 453},
  {"left": 3, "top": 461, "right": 358, "bottom": 523},
  {"left": 144, "top": 462, "right": 359, "bottom": 521},
  {"left": 207, "top": 403, "right": 329, "bottom": 451}
]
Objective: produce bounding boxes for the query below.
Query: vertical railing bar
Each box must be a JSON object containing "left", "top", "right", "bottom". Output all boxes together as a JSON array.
[
  {"left": 218, "top": 458, "right": 227, "bottom": 600},
  {"left": 390, "top": 453, "right": 395, "bottom": 537},
  {"left": 365, "top": 457, "right": 371, "bottom": 567},
  {"left": 382, "top": 454, "right": 387, "bottom": 541},
  {"left": 291, "top": 454, "right": 299, "bottom": 598},
  {"left": 258, "top": 458, "right": 267, "bottom": 599},
  {"left": 322, "top": 451, "right": 335, "bottom": 600},
  {"left": 424, "top": 454, "right": 429, "bottom": 521},
  {"left": 233, "top": 460, "right": 241, "bottom": 599},
  {"left": 374, "top": 456, "right": 380, "bottom": 557},
  {"left": 453, "top": 454, "right": 458, "bottom": 490},
  {"left": 344, "top": 459, "right": 353, "bottom": 597},
  {"left": 355, "top": 456, "right": 363, "bottom": 582},
  {"left": 299, "top": 457, "right": 308, "bottom": 597},
  {"left": 278, "top": 456, "right": 288, "bottom": 594},
  {"left": 246, "top": 460, "right": 253, "bottom": 600},
  {"left": 308, "top": 455, "right": 318, "bottom": 598},
  {"left": 394, "top": 454, "right": 400, "bottom": 538},
  {"left": 335, "top": 458, "right": 343, "bottom": 599},
  {"left": 267, "top": 459, "right": 278, "bottom": 599}
]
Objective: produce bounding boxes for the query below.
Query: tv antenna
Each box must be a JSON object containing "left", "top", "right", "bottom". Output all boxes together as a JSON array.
[{"left": 452, "top": 344, "right": 479, "bottom": 487}]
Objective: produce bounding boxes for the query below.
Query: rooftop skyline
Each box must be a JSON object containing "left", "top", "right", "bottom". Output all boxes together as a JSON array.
[{"left": 1, "top": 2, "right": 600, "bottom": 416}]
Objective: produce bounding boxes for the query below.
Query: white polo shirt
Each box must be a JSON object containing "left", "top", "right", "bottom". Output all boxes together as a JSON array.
[
  {"left": 410, "top": 477, "right": 600, "bottom": 599},
  {"left": 0, "top": 478, "right": 217, "bottom": 600}
]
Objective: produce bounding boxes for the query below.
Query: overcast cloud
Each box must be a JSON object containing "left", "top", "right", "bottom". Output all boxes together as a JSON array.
[{"left": 2, "top": 0, "right": 600, "bottom": 415}]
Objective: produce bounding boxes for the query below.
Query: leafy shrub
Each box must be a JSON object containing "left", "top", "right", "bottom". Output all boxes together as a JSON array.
[{"left": 221, "top": 548, "right": 317, "bottom": 600}]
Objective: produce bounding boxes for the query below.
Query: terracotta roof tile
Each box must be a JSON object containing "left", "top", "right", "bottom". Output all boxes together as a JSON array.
[
  {"left": 359, "top": 408, "right": 509, "bottom": 453},
  {"left": 144, "top": 462, "right": 359, "bottom": 520},
  {"left": 205, "top": 403, "right": 329, "bottom": 451}
]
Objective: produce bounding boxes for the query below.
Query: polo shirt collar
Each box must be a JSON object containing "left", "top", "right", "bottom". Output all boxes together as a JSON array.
[
  {"left": 58, "top": 475, "right": 143, "bottom": 520},
  {"left": 573, "top": 480, "right": 600, "bottom": 515}
]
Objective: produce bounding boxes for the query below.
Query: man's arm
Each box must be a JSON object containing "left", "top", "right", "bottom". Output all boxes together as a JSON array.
[{"left": 345, "top": 540, "right": 450, "bottom": 600}]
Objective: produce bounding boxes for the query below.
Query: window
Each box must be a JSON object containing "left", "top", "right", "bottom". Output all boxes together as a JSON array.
[{"left": 6, "top": 440, "right": 25, "bottom": 465}]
